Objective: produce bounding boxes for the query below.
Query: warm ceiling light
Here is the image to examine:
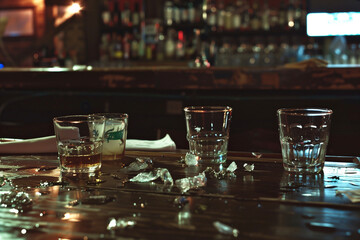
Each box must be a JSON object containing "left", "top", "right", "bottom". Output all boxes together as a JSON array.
[{"left": 68, "top": 2, "right": 81, "bottom": 14}]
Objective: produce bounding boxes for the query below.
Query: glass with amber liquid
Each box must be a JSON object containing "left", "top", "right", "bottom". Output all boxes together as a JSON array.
[{"left": 54, "top": 115, "right": 105, "bottom": 173}]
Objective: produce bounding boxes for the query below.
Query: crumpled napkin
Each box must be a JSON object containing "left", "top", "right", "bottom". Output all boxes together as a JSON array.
[
  {"left": 0, "top": 134, "right": 176, "bottom": 154},
  {"left": 336, "top": 189, "right": 360, "bottom": 203}
]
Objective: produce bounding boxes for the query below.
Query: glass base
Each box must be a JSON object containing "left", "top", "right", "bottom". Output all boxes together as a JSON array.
[
  {"left": 196, "top": 154, "right": 227, "bottom": 164},
  {"left": 283, "top": 163, "right": 324, "bottom": 174},
  {"left": 60, "top": 164, "right": 101, "bottom": 174}
]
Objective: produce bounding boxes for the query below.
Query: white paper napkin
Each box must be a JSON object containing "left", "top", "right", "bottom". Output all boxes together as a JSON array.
[{"left": 0, "top": 134, "right": 176, "bottom": 154}]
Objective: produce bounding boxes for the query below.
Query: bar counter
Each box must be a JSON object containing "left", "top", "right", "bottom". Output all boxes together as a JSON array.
[
  {"left": 0, "top": 65, "right": 360, "bottom": 90},
  {"left": 0, "top": 66, "right": 359, "bottom": 156},
  {"left": 0, "top": 151, "right": 359, "bottom": 239}
]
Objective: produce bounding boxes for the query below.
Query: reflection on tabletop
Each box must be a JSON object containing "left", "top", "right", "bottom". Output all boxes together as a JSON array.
[{"left": 0, "top": 151, "right": 359, "bottom": 239}]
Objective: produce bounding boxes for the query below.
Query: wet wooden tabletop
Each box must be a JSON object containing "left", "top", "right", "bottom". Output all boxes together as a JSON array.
[{"left": 0, "top": 151, "right": 359, "bottom": 239}]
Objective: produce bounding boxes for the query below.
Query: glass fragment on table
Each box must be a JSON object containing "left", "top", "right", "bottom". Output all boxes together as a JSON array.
[
  {"left": 213, "top": 221, "right": 239, "bottom": 237},
  {"left": 175, "top": 172, "right": 206, "bottom": 193},
  {"left": 0, "top": 190, "right": 32, "bottom": 211},
  {"left": 243, "top": 163, "right": 255, "bottom": 172},
  {"left": 130, "top": 168, "right": 173, "bottom": 185},
  {"left": 107, "top": 217, "right": 136, "bottom": 230},
  {"left": 122, "top": 157, "right": 153, "bottom": 172},
  {"left": 185, "top": 152, "right": 198, "bottom": 166},
  {"left": 252, "top": 152, "right": 262, "bottom": 159},
  {"left": 203, "top": 161, "right": 238, "bottom": 179},
  {"left": 226, "top": 161, "right": 237, "bottom": 172}
]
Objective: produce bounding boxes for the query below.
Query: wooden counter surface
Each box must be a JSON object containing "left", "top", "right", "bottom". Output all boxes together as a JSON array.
[{"left": 0, "top": 151, "right": 359, "bottom": 239}]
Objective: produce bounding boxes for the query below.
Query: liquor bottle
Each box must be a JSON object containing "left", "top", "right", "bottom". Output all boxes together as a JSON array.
[
  {"left": 156, "top": 33, "right": 165, "bottom": 61},
  {"left": 121, "top": 1, "right": 131, "bottom": 27},
  {"left": 132, "top": 1, "right": 140, "bottom": 27},
  {"left": 176, "top": 31, "right": 185, "bottom": 59},
  {"left": 173, "top": 0, "right": 181, "bottom": 24},
  {"left": 131, "top": 32, "right": 139, "bottom": 59},
  {"left": 138, "top": 34, "right": 146, "bottom": 59},
  {"left": 102, "top": 0, "right": 112, "bottom": 27},
  {"left": 269, "top": 5, "right": 279, "bottom": 30},
  {"left": 241, "top": 1, "right": 250, "bottom": 30},
  {"left": 262, "top": 0, "right": 270, "bottom": 31},
  {"left": 207, "top": 0, "right": 217, "bottom": 31},
  {"left": 113, "top": 34, "right": 123, "bottom": 60},
  {"left": 250, "top": 0, "right": 261, "bottom": 31},
  {"left": 278, "top": 0, "right": 287, "bottom": 30},
  {"left": 224, "top": 3, "right": 234, "bottom": 31},
  {"left": 123, "top": 33, "right": 131, "bottom": 60},
  {"left": 217, "top": 1, "right": 225, "bottom": 32},
  {"left": 99, "top": 33, "right": 110, "bottom": 62},
  {"left": 164, "top": 1, "right": 173, "bottom": 26},
  {"left": 165, "top": 29, "right": 176, "bottom": 59},
  {"left": 112, "top": 0, "right": 120, "bottom": 27},
  {"left": 188, "top": 1, "right": 196, "bottom": 23},
  {"left": 180, "top": 1, "right": 189, "bottom": 24},
  {"left": 287, "top": 0, "right": 296, "bottom": 29},
  {"left": 232, "top": 0, "right": 242, "bottom": 30},
  {"left": 294, "top": 0, "right": 302, "bottom": 30}
]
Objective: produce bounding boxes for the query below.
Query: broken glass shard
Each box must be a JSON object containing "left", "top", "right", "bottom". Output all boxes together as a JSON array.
[
  {"left": 123, "top": 157, "right": 153, "bottom": 172},
  {"left": 130, "top": 168, "right": 173, "bottom": 185},
  {"left": 175, "top": 172, "right": 206, "bottom": 193},
  {"left": 226, "top": 162, "right": 237, "bottom": 172},
  {"left": 213, "top": 221, "right": 239, "bottom": 237},
  {"left": 252, "top": 152, "right": 262, "bottom": 159},
  {"left": 243, "top": 163, "right": 255, "bottom": 172},
  {"left": 107, "top": 217, "right": 136, "bottom": 230},
  {"left": 185, "top": 152, "right": 198, "bottom": 166},
  {"left": 0, "top": 190, "right": 32, "bottom": 212},
  {"left": 203, "top": 162, "right": 237, "bottom": 180}
]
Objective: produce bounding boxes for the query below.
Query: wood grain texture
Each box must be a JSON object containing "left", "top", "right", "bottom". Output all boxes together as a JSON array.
[{"left": 0, "top": 152, "right": 359, "bottom": 239}]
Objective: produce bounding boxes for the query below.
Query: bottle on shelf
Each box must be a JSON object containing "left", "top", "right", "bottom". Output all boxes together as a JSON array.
[
  {"left": 164, "top": 1, "right": 173, "bottom": 26},
  {"left": 232, "top": 0, "right": 242, "bottom": 31},
  {"left": 216, "top": 1, "right": 225, "bottom": 32},
  {"left": 176, "top": 31, "right": 186, "bottom": 59},
  {"left": 286, "top": 0, "right": 296, "bottom": 29},
  {"left": 278, "top": 0, "right": 287, "bottom": 30},
  {"left": 132, "top": 1, "right": 141, "bottom": 27},
  {"left": 261, "top": 0, "right": 270, "bottom": 31},
  {"left": 165, "top": 29, "right": 176, "bottom": 59},
  {"left": 121, "top": 1, "right": 131, "bottom": 27},
  {"left": 188, "top": 1, "right": 196, "bottom": 24}
]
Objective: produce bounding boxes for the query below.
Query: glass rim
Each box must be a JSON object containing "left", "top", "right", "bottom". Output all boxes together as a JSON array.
[
  {"left": 53, "top": 114, "right": 105, "bottom": 123},
  {"left": 277, "top": 108, "right": 333, "bottom": 116},
  {"left": 184, "top": 106, "right": 232, "bottom": 113},
  {"left": 93, "top": 113, "right": 128, "bottom": 119}
]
